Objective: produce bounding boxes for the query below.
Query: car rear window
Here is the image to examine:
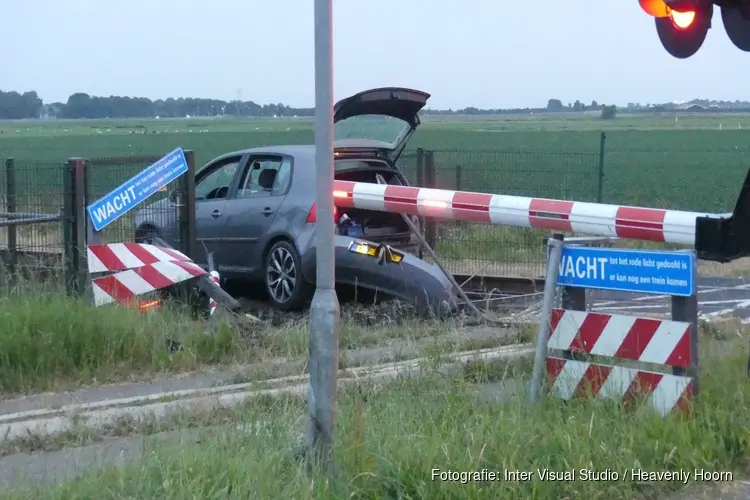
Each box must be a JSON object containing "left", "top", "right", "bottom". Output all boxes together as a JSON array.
[{"left": 334, "top": 159, "right": 393, "bottom": 172}]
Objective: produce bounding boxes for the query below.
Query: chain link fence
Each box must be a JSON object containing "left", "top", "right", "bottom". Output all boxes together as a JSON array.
[
  {"left": 396, "top": 148, "right": 604, "bottom": 278},
  {"left": 0, "top": 153, "right": 196, "bottom": 294},
  {"left": 0, "top": 159, "right": 66, "bottom": 284},
  {"left": 86, "top": 155, "right": 181, "bottom": 246},
  {"left": 10, "top": 130, "right": 744, "bottom": 289}
]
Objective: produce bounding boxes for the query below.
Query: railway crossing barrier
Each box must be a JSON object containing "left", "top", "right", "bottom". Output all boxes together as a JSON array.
[
  {"left": 529, "top": 234, "right": 698, "bottom": 415},
  {"left": 330, "top": 170, "right": 750, "bottom": 261}
]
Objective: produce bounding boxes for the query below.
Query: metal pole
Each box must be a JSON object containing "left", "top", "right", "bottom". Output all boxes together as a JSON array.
[
  {"left": 530, "top": 233, "right": 565, "bottom": 402},
  {"left": 307, "top": 0, "right": 340, "bottom": 468},
  {"left": 597, "top": 131, "right": 606, "bottom": 203}
]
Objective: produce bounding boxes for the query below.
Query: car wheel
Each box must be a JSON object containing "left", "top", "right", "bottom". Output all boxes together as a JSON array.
[
  {"left": 264, "top": 240, "right": 312, "bottom": 310},
  {"left": 135, "top": 226, "right": 158, "bottom": 244}
]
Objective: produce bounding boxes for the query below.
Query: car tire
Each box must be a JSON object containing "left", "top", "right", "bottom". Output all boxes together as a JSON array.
[
  {"left": 135, "top": 225, "right": 159, "bottom": 244},
  {"left": 264, "top": 240, "right": 312, "bottom": 310}
]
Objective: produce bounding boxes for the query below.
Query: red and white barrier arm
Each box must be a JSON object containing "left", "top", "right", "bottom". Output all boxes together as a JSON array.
[{"left": 332, "top": 180, "right": 730, "bottom": 247}]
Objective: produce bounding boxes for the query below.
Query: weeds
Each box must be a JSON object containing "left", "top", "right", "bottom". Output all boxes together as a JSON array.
[
  {"left": 0, "top": 287, "right": 246, "bottom": 394},
  {"left": 0, "top": 278, "right": 476, "bottom": 395}
]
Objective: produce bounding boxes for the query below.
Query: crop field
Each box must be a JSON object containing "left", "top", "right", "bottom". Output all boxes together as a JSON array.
[
  {"left": 2, "top": 112, "right": 750, "bottom": 278},
  {"left": 1, "top": 112, "right": 750, "bottom": 212}
]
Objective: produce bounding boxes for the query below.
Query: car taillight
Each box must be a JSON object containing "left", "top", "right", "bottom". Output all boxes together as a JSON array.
[{"left": 306, "top": 203, "right": 339, "bottom": 223}]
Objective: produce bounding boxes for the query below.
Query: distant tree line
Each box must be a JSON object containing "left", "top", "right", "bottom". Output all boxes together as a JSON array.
[
  {"left": 0, "top": 91, "right": 44, "bottom": 119},
  {"left": 0, "top": 90, "right": 316, "bottom": 120},
  {"left": 1, "top": 89, "right": 750, "bottom": 120}
]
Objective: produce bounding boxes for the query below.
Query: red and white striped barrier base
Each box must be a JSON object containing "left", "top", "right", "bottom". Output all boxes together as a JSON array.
[
  {"left": 87, "top": 243, "right": 206, "bottom": 307},
  {"left": 208, "top": 270, "right": 220, "bottom": 316},
  {"left": 87, "top": 243, "right": 192, "bottom": 274},
  {"left": 332, "top": 180, "right": 721, "bottom": 246},
  {"left": 546, "top": 309, "right": 693, "bottom": 415},
  {"left": 92, "top": 260, "right": 206, "bottom": 307}
]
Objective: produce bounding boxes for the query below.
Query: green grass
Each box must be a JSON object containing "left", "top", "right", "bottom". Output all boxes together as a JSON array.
[
  {"left": 0, "top": 285, "right": 245, "bottom": 394},
  {"left": 7, "top": 331, "right": 749, "bottom": 499},
  {"left": 0, "top": 279, "right": 466, "bottom": 395}
]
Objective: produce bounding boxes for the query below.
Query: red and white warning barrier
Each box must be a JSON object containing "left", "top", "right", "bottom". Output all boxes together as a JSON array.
[
  {"left": 92, "top": 260, "right": 206, "bottom": 307},
  {"left": 332, "top": 180, "right": 723, "bottom": 246},
  {"left": 87, "top": 243, "right": 192, "bottom": 274},
  {"left": 208, "top": 270, "right": 220, "bottom": 316},
  {"left": 86, "top": 243, "right": 206, "bottom": 307},
  {"left": 545, "top": 309, "right": 693, "bottom": 415}
]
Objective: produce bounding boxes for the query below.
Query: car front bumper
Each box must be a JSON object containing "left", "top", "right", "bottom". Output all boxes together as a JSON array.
[{"left": 299, "top": 235, "right": 459, "bottom": 317}]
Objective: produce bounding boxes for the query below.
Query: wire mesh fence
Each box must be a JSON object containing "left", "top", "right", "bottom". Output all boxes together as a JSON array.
[
  {"left": 9, "top": 140, "right": 708, "bottom": 290},
  {"left": 86, "top": 155, "right": 183, "bottom": 247},
  {"left": 0, "top": 159, "right": 66, "bottom": 281},
  {"left": 396, "top": 149, "right": 603, "bottom": 278}
]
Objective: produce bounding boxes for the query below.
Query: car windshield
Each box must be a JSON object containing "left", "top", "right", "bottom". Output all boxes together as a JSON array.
[{"left": 334, "top": 114, "right": 410, "bottom": 147}]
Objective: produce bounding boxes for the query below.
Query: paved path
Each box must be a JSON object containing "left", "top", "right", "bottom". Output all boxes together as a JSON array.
[{"left": 590, "top": 276, "right": 750, "bottom": 321}]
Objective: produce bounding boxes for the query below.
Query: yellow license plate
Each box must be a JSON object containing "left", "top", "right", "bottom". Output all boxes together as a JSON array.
[
  {"left": 349, "top": 242, "right": 377, "bottom": 256},
  {"left": 348, "top": 241, "right": 405, "bottom": 263}
]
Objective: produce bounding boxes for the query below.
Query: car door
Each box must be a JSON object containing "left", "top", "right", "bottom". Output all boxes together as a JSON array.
[
  {"left": 192, "top": 155, "right": 245, "bottom": 267},
  {"left": 219, "top": 155, "right": 293, "bottom": 274}
]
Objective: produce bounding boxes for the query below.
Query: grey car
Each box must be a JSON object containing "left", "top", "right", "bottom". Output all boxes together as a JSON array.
[{"left": 134, "top": 87, "right": 458, "bottom": 316}]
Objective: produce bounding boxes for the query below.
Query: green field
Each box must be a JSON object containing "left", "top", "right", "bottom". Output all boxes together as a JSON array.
[
  {"left": 2, "top": 113, "right": 750, "bottom": 278},
  {"left": 1, "top": 113, "right": 750, "bottom": 212}
]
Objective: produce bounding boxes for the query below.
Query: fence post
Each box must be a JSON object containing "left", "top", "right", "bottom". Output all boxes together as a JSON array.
[
  {"left": 62, "top": 158, "right": 87, "bottom": 296},
  {"left": 73, "top": 159, "right": 88, "bottom": 295},
  {"left": 530, "top": 233, "right": 565, "bottom": 402},
  {"left": 415, "top": 148, "right": 424, "bottom": 186},
  {"left": 671, "top": 253, "right": 699, "bottom": 396},
  {"left": 178, "top": 150, "right": 197, "bottom": 259},
  {"left": 4, "top": 159, "right": 17, "bottom": 277},
  {"left": 597, "top": 132, "right": 606, "bottom": 203},
  {"left": 62, "top": 160, "right": 76, "bottom": 295},
  {"left": 415, "top": 148, "right": 425, "bottom": 259},
  {"left": 424, "top": 150, "right": 437, "bottom": 251},
  {"left": 455, "top": 164, "right": 462, "bottom": 192}
]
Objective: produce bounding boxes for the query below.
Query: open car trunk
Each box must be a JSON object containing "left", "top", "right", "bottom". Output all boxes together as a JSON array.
[{"left": 333, "top": 162, "right": 417, "bottom": 250}]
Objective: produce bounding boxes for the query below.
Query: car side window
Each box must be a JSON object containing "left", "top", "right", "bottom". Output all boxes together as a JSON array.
[
  {"left": 195, "top": 158, "right": 241, "bottom": 201},
  {"left": 272, "top": 159, "right": 292, "bottom": 196},
  {"left": 238, "top": 157, "right": 290, "bottom": 198}
]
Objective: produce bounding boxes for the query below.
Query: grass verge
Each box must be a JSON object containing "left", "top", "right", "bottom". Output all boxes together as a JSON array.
[
  {"left": 0, "top": 283, "right": 472, "bottom": 395},
  {"left": 7, "top": 329, "right": 750, "bottom": 499},
  {"left": 0, "top": 287, "right": 244, "bottom": 394}
]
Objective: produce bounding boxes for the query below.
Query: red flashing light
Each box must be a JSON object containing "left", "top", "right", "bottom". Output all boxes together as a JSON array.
[{"left": 670, "top": 9, "right": 696, "bottom": 29}]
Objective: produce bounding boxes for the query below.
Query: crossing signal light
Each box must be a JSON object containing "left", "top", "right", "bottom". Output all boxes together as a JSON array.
[{"left": 670, "top": 9, "right": 696, "bottom": 29}]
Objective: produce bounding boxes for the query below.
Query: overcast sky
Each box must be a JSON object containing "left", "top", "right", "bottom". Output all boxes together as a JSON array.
[{"left": 3, "top": 0, "right": 748, "bottom": 109}]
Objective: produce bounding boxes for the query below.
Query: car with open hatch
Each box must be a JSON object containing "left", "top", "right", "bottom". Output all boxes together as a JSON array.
[{"left": 134, "top": 87, "right": 458, "bottom": 317}]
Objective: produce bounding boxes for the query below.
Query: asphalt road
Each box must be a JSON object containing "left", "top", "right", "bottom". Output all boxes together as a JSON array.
[{"left": 590, "top": 276, "right": 750, "bottom": 322}]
